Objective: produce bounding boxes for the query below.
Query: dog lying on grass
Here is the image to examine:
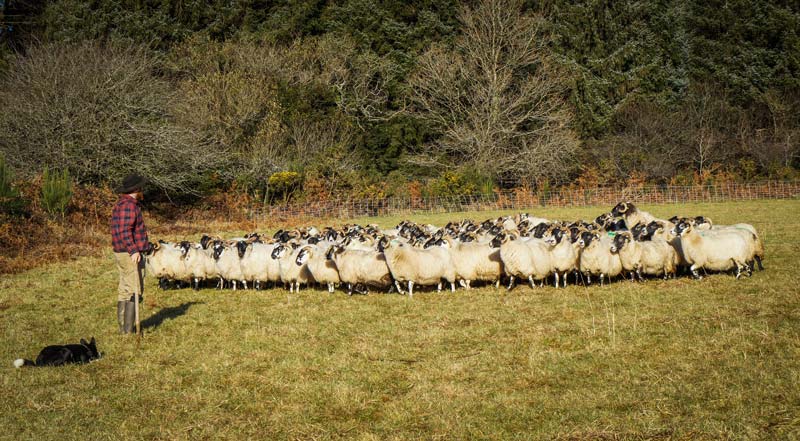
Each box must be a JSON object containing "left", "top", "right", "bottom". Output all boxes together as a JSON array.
[{"left": 13, "top": 337, "right": 100, "bottom": 368}]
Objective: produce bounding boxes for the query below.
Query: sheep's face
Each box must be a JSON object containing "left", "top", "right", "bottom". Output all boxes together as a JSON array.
[
  {"left": 631, "top": 223, "right": 650, "bottom": 241},
  {"left": 325, "top": 245, "right": 342, "bottom": 260},
  {"left": 490, "top": 233, "right": 509, "bottom": 248},
  {"left": 544, "top": 228, "right": 564, "bottom": 246},
  {"left": 212, "top": 241, "right": 226, "bottom": 260},
  {"left": 672, "top": 221, "right": 693, "bottom": 236},
  {"left": 607, "top": 218, "right": 627, "bottom": 232},
  {"left": 694, "top": 216, "right": 712, "bottom": 228},
  {"left": 578, "top": 231, "right": 599, "bottom": 248},
  {"left": 595, "top": 212, "right": 612, "bottom": 226},
  {"left": 271, "top": 244, "right": 287, "bottom": 259},
  {"left": 610, "top": 233, "right": 631, "bottom": 253},
  {"left": 295, "top": 247, "right": 311, "bottom": 266},
  {"left": 179, "top": 241, "right": 192, "bottom": 259},
  {"left": 668, "top": 215, "right": 681, "bottom": 224},
  {"left": 611, "top": 202, "right": 630, "bottom": 217},
  {"left": 532, "top": 223, "right": 551, "bottom": 239},
  {"left": 236, "top": 241, "right": 249, "bottom": 258}
]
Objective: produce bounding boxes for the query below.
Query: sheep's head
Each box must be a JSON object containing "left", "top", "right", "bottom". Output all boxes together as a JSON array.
[
  {"left": 694, "top": 216, "right": 713, "bottom": 229},
  {"left": 295, "top": 246, "right": 313, "bottom": 266},
  {"left": 212, "top": 241, "right": 226, "bottom": 260},
  {"left": 544, "top": 228, "right": 565, "bottom": 246},
  {"left": 631, "top": 223, "right": 650, "bottom": 241},
  {"left": 578, "top": 231, "right": 599, "bottom": 249},
  {"left": 611, "top": 202, "right": 631, "bottom": 217},
  {"left": 271, "top": 244, "right": 286, "bottom": 260},
  {"left": 178, "top": 241, "right": 192, "bottom": 259},
  {"left": 646, "top": 221, "right": 666, "bottom": 238},
  {"left": 672, "top": 220, "right": 693, "bottom": 237},
  {"left": 610, "top": 232, "right": 632, "bottom": 253}
]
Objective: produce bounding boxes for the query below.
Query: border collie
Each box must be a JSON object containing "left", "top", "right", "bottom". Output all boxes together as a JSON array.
[{"left": 14, "top": 337, "right": 100, "bottom": 368}]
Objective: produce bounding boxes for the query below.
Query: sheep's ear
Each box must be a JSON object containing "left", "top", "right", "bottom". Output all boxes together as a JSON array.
[
  {"left": 80, "top": 338, "right": 88, "bottom": 346},
  {"left": 90, "top": 337, "right": 96, "bottom": 345}
]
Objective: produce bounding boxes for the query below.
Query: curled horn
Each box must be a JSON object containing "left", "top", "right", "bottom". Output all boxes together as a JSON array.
[{"left": 153, "top": 242, "right": 161, "bottom": 251}]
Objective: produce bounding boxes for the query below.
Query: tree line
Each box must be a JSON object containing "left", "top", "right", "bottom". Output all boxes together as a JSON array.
[{"left": 0, "top": 0, "right": 797, "bottom": 202}]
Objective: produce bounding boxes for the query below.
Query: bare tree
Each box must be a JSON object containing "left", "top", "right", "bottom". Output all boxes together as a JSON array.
[
  {"left": 0, "top": 42, "right": 218, "bottom": 195},
  {"left": 407, "top": 0, "right": 578, "bottom": 182}
]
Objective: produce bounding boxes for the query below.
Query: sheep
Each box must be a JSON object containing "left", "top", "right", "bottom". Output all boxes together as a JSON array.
[
  {"left": 443, "top": 236, "right": 504, "bottom": 290},
  {"left": 182, "top": 242, "right": 219, "bottom": 290},
  {"left": 577, "top": 231, "right": 623, "bottom": 286},
  {"left": 491, "top": 233, "right": 552, "bottom": 290},
  {"left": 671, "top": 220, "right": 753, "bottom": 279},
  {"left": 327, "top": 245, "right": 392, "bottom": 295},
  {"left": 611, "top": 202, "right": 659, "bottom": 230},
  {"left": 144, "top": 241, "right": 188, "bottom": 289},
  {"left": 382, "top": 239, "right": 456, "bottom": 297},
  {"left": 543, "top": 227, "right": 579, "bottom": 288},
  {"left": 610, "top": 231, "right": 677, "bottom": 281},
  {"left": 296, "top": 243, "right": 340, "bottom": 293},
  {"left": 709, "top": 223, "right": 765, "bottom": 270},
  {"left": 271, "top": 242, "right": 315, "bottom": 293},
  {"left": 213, "top": 240, "right": 247, "bottom": 290},
  {"left": 239, "top": 241, "right": 275, "bottom": 290}
]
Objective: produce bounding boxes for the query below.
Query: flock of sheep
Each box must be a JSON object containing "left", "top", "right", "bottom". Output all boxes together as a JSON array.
[{"left": 145, "top": 202, "right": 765, "bottom": 296}]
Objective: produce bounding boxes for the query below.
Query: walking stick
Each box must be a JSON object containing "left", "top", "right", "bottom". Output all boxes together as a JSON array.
[{"left": 135, "top": 255, "right": 142, "bottom": 339}]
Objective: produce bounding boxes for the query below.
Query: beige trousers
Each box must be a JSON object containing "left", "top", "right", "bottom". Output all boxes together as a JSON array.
[{"left": 114, "top": 252, "right": 144, "bottom": 302}]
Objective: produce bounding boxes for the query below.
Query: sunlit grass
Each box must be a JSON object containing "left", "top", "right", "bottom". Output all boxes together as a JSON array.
[{"left": 2, "top": 200, "right": 799, "bottom": 440}]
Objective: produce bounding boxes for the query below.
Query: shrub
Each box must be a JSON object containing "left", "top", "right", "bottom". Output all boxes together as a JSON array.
[
  {"left": 268, "top": 171, "right": 303, "bottom": 204},
  {"left": 41, "top": 168, "right": 73, "bottom": 219}
]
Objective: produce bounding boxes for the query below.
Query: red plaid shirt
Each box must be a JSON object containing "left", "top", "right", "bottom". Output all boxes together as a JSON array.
[{"left": 110, "top": 195, "right": 149, "bottom": 254}]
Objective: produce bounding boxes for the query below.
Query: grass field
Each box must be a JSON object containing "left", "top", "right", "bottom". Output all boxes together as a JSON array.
[{"left": 2, "top": 200, "right": 799, "bottom": 440}]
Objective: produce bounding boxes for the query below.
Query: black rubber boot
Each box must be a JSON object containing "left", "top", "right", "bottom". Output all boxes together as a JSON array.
[
  {"left": 123, "top": 300, "right": 136, "bottom": 334},
  {"left": 116, "top": 301, "right": 126, "bottom": 334}
]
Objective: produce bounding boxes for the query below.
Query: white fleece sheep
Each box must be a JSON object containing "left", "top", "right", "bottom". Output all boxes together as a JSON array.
[
  {"left": 329, "top": 246, "right": 392, "bottom": 295},
  {"left": 296, "top": 243, "right": 340, "bottom": 293},
  {"left": 272, "top": 243, "right": 315, "bottom": 293},
  {"left": 577, "top": 232, "right": 623, "bottom": 286},
  {"left": 672, "top": 222, "right": 754, "bottom": 279},
  {"left": 444, "top": 236, "right": 504, "bottom": 290},
  {"left": 383, "top": 239, "right": 456, "bottom": 297},
  {"left": 543, "top": 228, "right": 579, "bottom": 288},
  {"left": 494, "top": 234, "right": 552, "bottom": 290},
  {"left": 610, "top": 232, "right": 677, "bottom": 280}
]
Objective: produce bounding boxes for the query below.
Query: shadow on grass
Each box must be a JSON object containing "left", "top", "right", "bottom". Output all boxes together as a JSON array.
[{"left": 142, "top": 301, "right": 204, "bottom": 330}]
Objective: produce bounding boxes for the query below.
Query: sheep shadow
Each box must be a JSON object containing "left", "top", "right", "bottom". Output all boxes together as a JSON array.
[{"left": 141, "top": 301, "right": 203, "bottom": 330}]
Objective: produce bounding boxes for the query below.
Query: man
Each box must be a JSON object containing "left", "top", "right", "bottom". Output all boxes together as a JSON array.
[{"left": 110, "top": 174, "right": 150, "bottom": 334}]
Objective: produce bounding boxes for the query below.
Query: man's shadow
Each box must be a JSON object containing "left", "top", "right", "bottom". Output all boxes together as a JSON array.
[{"left": 142, "top": 301, "right": 203, "bottom": 330}]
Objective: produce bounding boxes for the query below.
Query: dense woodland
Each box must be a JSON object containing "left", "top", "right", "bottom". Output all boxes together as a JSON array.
[{"left": 0, "top": 0, "right": 798, "bottom": 203}]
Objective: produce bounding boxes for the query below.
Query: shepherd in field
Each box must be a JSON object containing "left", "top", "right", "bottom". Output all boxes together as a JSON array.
[{"left": 110, "top": 174, "right": 150, "bottom": 335}]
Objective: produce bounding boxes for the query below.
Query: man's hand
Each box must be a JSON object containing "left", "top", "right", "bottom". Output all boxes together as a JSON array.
[{"left": 130, "top": 252, "right": 141, "bottom": 264}]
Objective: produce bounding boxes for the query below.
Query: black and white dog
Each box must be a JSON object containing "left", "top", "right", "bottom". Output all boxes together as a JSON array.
[{"left": 14, "top": 337, "right": 101, "bottom": 368}]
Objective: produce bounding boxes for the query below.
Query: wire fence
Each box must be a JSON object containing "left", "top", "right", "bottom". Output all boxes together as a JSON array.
[{"left": 247, "top": 180, "right": 800, "bottom": 223}]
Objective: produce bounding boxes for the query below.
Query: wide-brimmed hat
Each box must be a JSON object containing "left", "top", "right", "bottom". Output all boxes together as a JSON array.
[{"left": 115, "top": 174, "right": 146, "bottom": 194}]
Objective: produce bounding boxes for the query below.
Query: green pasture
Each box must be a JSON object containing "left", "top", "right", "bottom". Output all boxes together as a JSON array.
[{"left": 2, "top": 200, "right": 799, "bottom": 440}]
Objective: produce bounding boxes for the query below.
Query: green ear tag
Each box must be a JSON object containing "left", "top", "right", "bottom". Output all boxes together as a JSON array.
[{"left": 608, "top": 232, "right": 616, "bottom": 237}]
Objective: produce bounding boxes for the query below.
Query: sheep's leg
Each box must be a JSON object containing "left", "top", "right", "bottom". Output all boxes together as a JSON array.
[
  {"left": 755, "top": 256, "right": 764, "bottom": 271},
  {"left": 554, "top": 272, "right": 559, "bottom": 288},
  {"left": 495, "top": 279, "right": 500, "bottom": 289},
  {"left": 328, "top": 282, "right": 334, "bottom": 293},
  {"left": 690, "top": 264, "right": 703, "bottom": 280},
  {"left": 458, "top": 279, "right": 466, "bottom": 288},
  {"left": 394, "top": 280, "right": 405, "bottom": 294},
  {"left": 563, "top": 272, "right": 568, "bottom": 288},
  {"left": 600, "top": 274, "right": 605, "bottom": 286},
  {"left": 347, "top": 283, "right": 353, "bottom": 296},
  {"left": 528, "top": 275, "right": 536, "bottom": 289},
  {"left": 408, "top": 281, "right": 414, "bottom": 298},
  {"left": 450, "top": 281, "right": 456, "bottom": 292},
  {"left": 507, "top": 276, "right": 515, "bottom": 291},
  {"left": 243, "top": 280, "right": 248, "bottom": 290},
  {"left": 437, "top": 282, "right": 442, "bottom": 293},
  {"left": 636, "top": 269, "right": 645, "bottom": 282}
]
